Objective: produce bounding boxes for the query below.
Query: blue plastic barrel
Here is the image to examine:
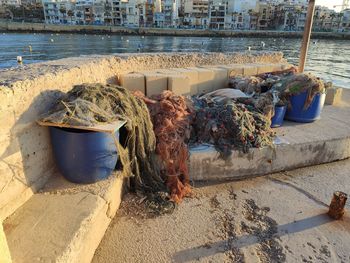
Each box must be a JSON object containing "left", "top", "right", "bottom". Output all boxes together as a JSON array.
[
  {"left": 49, "top": 127, "right": 119, "bottom": 184},
  {"left": 285, "top": 90, "right": 326, "bottom": 123},
  {"left": 271, "top": 105, "right": 287, "bottom": 128}
]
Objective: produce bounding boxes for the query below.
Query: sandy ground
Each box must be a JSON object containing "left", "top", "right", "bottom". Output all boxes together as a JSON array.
[{"left": 93, "top": 159, "right": 350, "bottom": 263}]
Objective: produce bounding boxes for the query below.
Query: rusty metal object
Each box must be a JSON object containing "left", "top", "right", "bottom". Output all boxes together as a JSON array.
[{"left": 328, "top": 191, "right": 348, "bottom": 220}]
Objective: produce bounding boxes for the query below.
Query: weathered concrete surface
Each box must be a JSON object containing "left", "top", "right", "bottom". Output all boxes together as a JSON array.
[
  {"left": 3, "top": 172, "right": 124, "bottom": 263},
  {"left": 1, "top": 21, "right": 350, "bottom": 39},
  {"left": 0, "top": 52, "right": 286, "bottom": 221},
  {"left": 0, "top": 223, "right": 11, "bottom": 263},
  {"left": 93, "top": 159, "right": 350, "bottom": 263},
  {"left": 189, "top": 89, "right": 350, "bottom": 181}
]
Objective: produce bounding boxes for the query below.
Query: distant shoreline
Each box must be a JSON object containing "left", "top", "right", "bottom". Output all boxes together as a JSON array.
[{"left": 1, "top": 21, "right": 350, "bottom": 39}]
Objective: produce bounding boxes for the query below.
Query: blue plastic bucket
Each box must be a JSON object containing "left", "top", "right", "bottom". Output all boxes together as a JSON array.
[
  {"left": 271, "top": 105, "right": 287, "bottom": 128},
  {"left": 285, "top": 90, "right": 326, "bottom": 123},
  {"left": 49, "top": 127, "right": 119, "bottom": 184}
]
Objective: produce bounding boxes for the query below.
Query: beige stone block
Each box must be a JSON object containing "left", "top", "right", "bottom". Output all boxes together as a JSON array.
[
  {"left": 255, "top": 64, "right": 275, "bottom": 74},
  {"left": 155, "top": 69, "right": 181, "bottom": 76},
  {"left": 218, "top": 64, "right": 244, "bottom": 78},
  {"left": 4, "top": 192, "right": 109, "bottom": 263},
  {"left": 281, "top": 63, "right": 294, "bottom": 70},
  {"left": 203, "top": 66, "right": 228, "bottom": 90},
  {"left": 171, "top": 68, "right": 199, "bottom": 95},
  {"left": 0, "top": 223, "right": 11, "bottom": 263},
  {"left": 143, "top": 72, "right": 168, "bottom": 96},
  {"left": 119, "top": 73, "right": 145, "bottom": 94},
  {"left": 243, "top": 64, "right": 258, "bottom": 76},
  {"left": 326, "top": 87, "right": 343, "bottom": 105},
  {"left": 168, "top": 75, "right": 191, "bottom": 96},
  {"left": 187, "top": 67, "right": 215, "bottom": 94}
]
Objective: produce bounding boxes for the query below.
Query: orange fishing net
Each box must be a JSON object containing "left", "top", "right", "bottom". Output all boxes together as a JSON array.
[{"left": 135, "top": 90, "right": 192, "bottom": 203}]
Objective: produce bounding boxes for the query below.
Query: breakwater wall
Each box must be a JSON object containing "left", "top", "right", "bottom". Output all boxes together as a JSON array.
[{"left": 1, "top": 21, "right": 350, "bottom": 39}]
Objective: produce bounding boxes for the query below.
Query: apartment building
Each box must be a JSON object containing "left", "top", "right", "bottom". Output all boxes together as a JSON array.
[
  {"left": 183, "top": 0, "right": 209, "bottom": 27},
  {"left": 208, "top": 0, "right": 226, "bottom": 29},
  {"left": 43, "top": 0, "right": 76, "bottom": 24}
]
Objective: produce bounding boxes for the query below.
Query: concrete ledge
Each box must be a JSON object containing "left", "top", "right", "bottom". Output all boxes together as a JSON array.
[
  {"left": 0, "top": 223, "right": 11, "bottom": 263},
  {"left": 3, "top": 173, "right": 125, "bottom": 263},
  {"left": 189, "top": 93, "right": 350, "bottom": 181},
  {"left": 325, "top": 87, "right": 343, "bottom": 106},
  {"left": 0, "top": 52, "right": 286, "bottom": 224}
]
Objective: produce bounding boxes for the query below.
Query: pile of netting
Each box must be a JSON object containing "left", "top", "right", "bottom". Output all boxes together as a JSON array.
[
  {"left": 135, "top": 90, "right": 192, "bottom": 203},
  {"left": 229, "top": 69, "right": 328, "bottom": 111},
  {"left": 41, "top": 83, "right": 165, "bottom": 194},
  {"left": 190, "top": 97, "right": 275, "bottom": 156}
]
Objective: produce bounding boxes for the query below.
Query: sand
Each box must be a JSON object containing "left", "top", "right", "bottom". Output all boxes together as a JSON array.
[{"left": 92, "top": 159, "right": 350, "bottom": 263}]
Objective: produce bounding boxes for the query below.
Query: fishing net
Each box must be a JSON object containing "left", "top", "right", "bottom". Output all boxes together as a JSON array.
[
  {"left": 135, "top": 90, "right": 192, "bottom": 203},
  {"left": 40, "top": 83, "right": 166, "bottom": 194},
  {"left": 191, "top": 97, "right": 275, "bottom": 156},
  {"left": 229, "top": 70, "right": 327, "bottom": 115},
  {"left": 272, "top": 73, "right": 326, "bottom": 110}
]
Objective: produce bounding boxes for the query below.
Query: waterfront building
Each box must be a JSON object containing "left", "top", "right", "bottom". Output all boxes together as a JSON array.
[
  {"left": 208, "top": 0, "right": 226, "bottom": 29},
  {"left": 183, "top": 0, "right": 209, "bottom": 28},
  {"left": 0, "top": 0, "right": 21, "bottom": 6},
  {"left": 42, "top": 0, "right": 76, "bottom": 24}
]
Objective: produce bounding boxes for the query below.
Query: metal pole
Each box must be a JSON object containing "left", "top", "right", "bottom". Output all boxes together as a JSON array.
[{"left": 298, "top": 0, "right": 316, "bottom": 73}]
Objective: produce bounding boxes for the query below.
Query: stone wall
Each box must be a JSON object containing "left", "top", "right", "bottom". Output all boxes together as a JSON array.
[{"left": 0, "top": 52, "right": 288, "bottom": 222}]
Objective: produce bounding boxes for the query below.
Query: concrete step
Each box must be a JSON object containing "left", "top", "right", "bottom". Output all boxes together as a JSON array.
[
  {"left": 3, "top": 172, "right": 124, "bottom": 263},
  {"left": 189, "top": 91, "right": 350, "bottom": 181}
]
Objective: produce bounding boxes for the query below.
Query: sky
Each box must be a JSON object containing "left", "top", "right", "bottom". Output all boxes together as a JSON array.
[{"left": 316, "top": 0, "right": 344, "bottom": 12}]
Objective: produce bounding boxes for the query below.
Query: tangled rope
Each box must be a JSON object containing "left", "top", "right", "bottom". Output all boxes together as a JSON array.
[{"left": 135, "top": 90, "right": 192, "bottom": 203}]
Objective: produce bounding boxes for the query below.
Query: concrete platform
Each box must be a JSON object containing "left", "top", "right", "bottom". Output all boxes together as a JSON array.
[
  {"left": 3, "top": 172, "right": 125, "bottom": 263},
  {"left": 189, "top": 90, "right": 350, "bottom": 181}
]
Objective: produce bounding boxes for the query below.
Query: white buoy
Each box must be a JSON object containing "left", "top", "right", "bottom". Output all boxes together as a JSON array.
[
  {"left": 121, "top": 36, "right": 124, "bottom": 40},
  {"left": 17, "top": 56, "right": 23, "bottom": 64},
  {"left": 50, "top": 39, "right": 54, "bottom": 42},
  {"left": 142, "top": 36, "right": 145, "bottom": 39},
  {"left": 126, "top": 39, "right": 129, "bottom": 42},
  {"left": 102, "top": 37, "right": 104, "bottom": 40}
]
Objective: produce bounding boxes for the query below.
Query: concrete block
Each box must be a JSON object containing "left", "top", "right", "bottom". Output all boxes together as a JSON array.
[
  {"left": 255, "top": 63, "right": 275, "bottom": 74},
  {"left": 119, "top": 73, "right": 146, "bottom": 94},
  {"left": 168, "top": 75, "right": 191, "bottom": 96},
  {"left": 205, "top": 66, "right": 229, "bottom": 90},
  {"left": 4, "top": 173, "right": 125, "bottom": 263},
  {"left": 172, "top": 68, "right": 199, "bottom": 95},
  {"left": 242, "top": 64, "right": 258, "bottom": 76},
  {"left": 325, "top": 87, "right": 343, "bottom": 105},
  {"left": 187, "top": 67, "right": 215, "bottom": 94},
  {"left": 189, "top": 104, "right": 350, "bottom": 181},
  {"left": 218, "top": 64, "right": 244, "bottom": 78},
  {"left": 143, "top": 72, "right": 168, "bottom": 96},
  {"left": 0, "top": 223, "right": 11, "bottom": 263}
]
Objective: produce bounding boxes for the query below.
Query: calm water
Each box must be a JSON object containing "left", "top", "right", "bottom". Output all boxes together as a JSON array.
[{"left": 0, "top": 33, "right": 349, "bottom": 88}]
